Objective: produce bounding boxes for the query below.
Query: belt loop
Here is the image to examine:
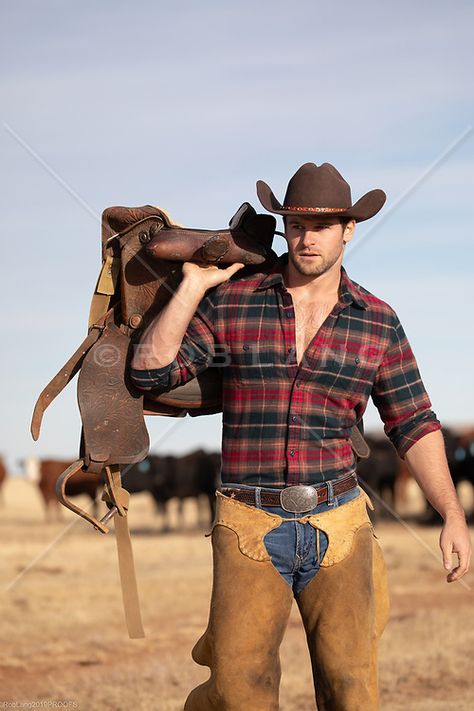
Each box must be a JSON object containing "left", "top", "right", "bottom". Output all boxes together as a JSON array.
[
  {"left": 255, "top": 487, "right": 262, "bottom": 509},
  {"left": 326, "top": 480, "right": 336, "bottom": 506}
]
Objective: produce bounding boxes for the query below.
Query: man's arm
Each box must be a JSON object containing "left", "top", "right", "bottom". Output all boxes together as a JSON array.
[
  {"left": 371, "top": 312, "right": 471, "bottom": 582},
  {"left": 404, "top": 430, "right": 471, "bottom": 583},
  {"left": 130, "top": 261, "right": 244, "bottom": 387}
]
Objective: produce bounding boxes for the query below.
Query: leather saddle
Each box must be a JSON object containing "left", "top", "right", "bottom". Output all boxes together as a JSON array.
[{"left": 31, "top": 203, "right": 277, "bottom": 471}]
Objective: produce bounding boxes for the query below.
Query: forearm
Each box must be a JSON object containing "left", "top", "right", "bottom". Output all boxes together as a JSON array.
[
  {"left": 404, "top": 429, "right": 464, "bottom": 520},
  {"left": 131, "top": 279, "right": 206, "bottom": 370}
]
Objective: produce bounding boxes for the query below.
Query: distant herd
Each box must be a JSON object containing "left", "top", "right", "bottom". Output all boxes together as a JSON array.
[{"left": 2, "top": 427, "right": 473, "bottom": 527}]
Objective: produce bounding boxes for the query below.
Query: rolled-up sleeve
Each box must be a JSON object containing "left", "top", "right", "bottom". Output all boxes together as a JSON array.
[
  {"left": 371, "top": 313, "right": 441, "bottom": 457},
  {"left": 130, "top": 290, "right": 219, "bottom": 393}
]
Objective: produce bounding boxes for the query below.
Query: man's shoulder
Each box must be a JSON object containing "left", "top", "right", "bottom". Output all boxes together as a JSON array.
[{"left": 348, "top": 276, "right": 399, "bottom": 322}]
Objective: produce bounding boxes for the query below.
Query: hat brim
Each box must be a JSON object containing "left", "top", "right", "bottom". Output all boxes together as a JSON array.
[{"left": 256, "top": 180, "right": 386, "bottom": 223}]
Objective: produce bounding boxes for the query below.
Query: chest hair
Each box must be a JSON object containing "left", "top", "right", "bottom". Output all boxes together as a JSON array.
[{"left": 292, "top": 297, "right": 338, "bottom": 366}]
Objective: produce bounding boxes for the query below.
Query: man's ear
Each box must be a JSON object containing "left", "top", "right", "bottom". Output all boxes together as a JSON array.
[{"left": 342, "top": 219, "right": 356, "bottom": 244}]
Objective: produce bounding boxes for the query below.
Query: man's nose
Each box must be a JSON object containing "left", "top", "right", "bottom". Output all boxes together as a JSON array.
[{"left": 301, "top": 229, "right": 317, "bottom": 245}]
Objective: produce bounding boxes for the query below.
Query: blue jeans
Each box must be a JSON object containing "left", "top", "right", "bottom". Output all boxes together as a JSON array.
[{"left": 223, "top": 481, "right": 361, "bottom": 595}]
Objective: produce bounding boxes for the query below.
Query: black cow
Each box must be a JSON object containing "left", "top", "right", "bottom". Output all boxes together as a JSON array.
[
  {"left": 451, "top": 438, "right": 474, "bottom": 486},
  {"left": 124, "top": 449, "right": 221, "bottom": 530},
  {"left": 444, "top": 431, "right": 474, "bottom": 522},
  {"left": 0, "top": 455, "right": 6, "bottom": 506},
  {"left": 356, "top": 436, "right": 400, "bottom": 519},
  {"left": 411, "top": 427, "right": 474, "bottom": 524}
]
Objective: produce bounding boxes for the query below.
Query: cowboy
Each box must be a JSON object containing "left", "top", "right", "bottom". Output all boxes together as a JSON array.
[{"left": 130, "top": 163, "right": 471, "bottom": 710}]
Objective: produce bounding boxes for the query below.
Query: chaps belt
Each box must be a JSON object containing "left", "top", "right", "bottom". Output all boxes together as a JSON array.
[{"left": 221, "top": 472, "right": 358, "bottom": 514}]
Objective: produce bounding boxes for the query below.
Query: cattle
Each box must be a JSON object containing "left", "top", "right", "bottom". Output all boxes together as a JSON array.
[
  {"left": 356, "top": 436, "right": 401, "bottom": 519},
  {"left": 0, "top": 455, "right": 7, "bottom": 505},
  {"left": 451, "top": 433, "right": 474, "bottom": 485},
  {"left": 444, "top": 429, "right": 474, "bottom": 522},
  {"left": 411, "top": 427, "right": 474, "bottom": 524},
  {"left": 23, "top": 457, "right": 103, "bottom": 521},
  {"left": 123, "top": 449, "right": 221, "bottom": 530},
  {"left": 120, "top": 458, "right": 168, "bottom": 521}
]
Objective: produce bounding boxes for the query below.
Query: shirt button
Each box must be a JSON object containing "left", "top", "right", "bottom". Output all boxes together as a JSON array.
[
  {"left": 291, "top": 415, "right": 297, "bottom": 422},
  {"left": 289, "top": 449, "right": 295, "bottom": 457},
  {"left": 295, "top": 381, "right": 301, "bottom": 388},
  {"left": 355, "top": 356, "right": 360, "bottom": 364},
  {"left": 286, "top": 312, "right": 292, "bottom": 318},
  {"left": 288, "top": 347, "right": 295, "bottom": 353},
  {"left": 243, "top": 344, "right": 250, "bottom": 351}
]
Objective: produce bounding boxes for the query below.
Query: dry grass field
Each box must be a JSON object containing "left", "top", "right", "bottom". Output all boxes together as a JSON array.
[{"left": 1, "top": 477, "right": 473, "bottom": 711}]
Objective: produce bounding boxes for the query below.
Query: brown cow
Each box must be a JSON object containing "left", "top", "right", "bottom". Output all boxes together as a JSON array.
[
  {"left": 0, "top": 456, "right": 7, "bottom": 505},
  {"left": 25, "top": 458, "right": 103, "bottom": 521}
]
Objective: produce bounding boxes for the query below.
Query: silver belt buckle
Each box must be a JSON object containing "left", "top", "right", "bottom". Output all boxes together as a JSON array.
[{"left": 280, "top": 485, "right": 319, "bottom": 513}]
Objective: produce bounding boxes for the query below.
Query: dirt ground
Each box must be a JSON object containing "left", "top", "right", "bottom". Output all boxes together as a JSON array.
[{"left": 1, "top": 478, "right": 473, "bottom": 711}]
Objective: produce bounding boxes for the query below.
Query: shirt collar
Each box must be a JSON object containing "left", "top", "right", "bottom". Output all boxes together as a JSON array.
[{"left": 254, "top": 254, "right": 368, "bottom": 310}]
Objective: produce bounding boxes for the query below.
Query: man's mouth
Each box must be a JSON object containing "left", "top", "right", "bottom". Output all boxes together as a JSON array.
[{"left": 299, "top": 253, "right": 320, "bottom": 257}]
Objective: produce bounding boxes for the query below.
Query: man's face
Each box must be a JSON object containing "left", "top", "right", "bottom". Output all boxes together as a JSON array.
[{"left": 284, "top": 215, "right": 355, "bottom": 278}]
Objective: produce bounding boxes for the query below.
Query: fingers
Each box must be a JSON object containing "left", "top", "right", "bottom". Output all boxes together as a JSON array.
[
  {"left": 224, "top": 262, "right": 246, "bottom": 275},
  {"left": 446, "top": 547, "right": 471, "bottom": 583},
  {"left": 181, "top": 260, "right": 247, "bottom": 292},
  {"left": 183, "top": 260, "right": 245, "bottom": 274},
  {"left": 442, "top": 538, "right": 453, "bottom": 572},
  {"left": 439, "top": 520, "right": 472, "bottom": 583}
]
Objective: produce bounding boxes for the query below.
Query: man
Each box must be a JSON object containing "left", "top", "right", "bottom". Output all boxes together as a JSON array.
[{"left": 130, "top": 163, "right": 471, "bottom": 710}]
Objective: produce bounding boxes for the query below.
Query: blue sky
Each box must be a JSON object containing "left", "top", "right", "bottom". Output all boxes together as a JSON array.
[{"left": 1, "top": 0, "right": 473, "bottom": 472}]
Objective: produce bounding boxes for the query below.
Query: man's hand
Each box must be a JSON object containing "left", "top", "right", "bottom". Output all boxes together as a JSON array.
[
  {"left": 404, "top": 430, "right": 472, "bottom": 583},
  {"left": 439, "top": 512, "right": 472, "bottom": 583},
  {"left": 130, "top": 260, "right": 246, "bottom": 371},
  {"left": 182, "top": 261, "right": 246, "bottom": 293}
]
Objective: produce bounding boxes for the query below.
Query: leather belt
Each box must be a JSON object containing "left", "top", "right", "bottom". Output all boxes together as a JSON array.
[{"left": 221, "top": 473, "right": 358, "bottom": 514}]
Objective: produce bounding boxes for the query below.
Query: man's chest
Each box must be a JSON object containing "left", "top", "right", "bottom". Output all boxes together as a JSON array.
[
  {"left": 292, "top": 298, "right": 338, "bottom": 367},
  {"left": 222, "top": 291, "right": 387, "bottom": 395}
]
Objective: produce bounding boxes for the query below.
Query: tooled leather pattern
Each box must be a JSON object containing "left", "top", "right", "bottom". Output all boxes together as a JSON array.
[{"left": 78, "top": 323, "right": 149, "bottom": 467}]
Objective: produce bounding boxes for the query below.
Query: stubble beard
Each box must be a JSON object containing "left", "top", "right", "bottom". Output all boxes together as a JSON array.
[{"left": 289, "top": 248, "right": 343, "bottom": 278}]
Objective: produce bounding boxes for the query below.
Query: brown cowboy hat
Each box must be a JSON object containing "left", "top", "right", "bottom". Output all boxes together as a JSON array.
[{"left": 256, "top": 162, "right": 386, "bottom": 222}]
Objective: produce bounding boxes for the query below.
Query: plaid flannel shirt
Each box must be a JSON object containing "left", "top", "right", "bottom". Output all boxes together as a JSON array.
[{"left": 131, "top": 254, "right": 441, "bottom": 487}]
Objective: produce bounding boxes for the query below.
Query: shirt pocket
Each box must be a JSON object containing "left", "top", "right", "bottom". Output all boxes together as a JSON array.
[
  {"left": 315, "top": 346, "right": 379, "bottom": 396},
  {"left": 229, "top": 342, "right": 278, "bottom": 386}
]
